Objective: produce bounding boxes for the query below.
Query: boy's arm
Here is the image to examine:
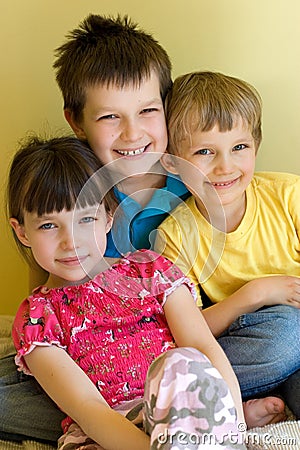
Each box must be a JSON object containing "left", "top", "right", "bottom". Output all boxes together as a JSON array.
[
  {"left": 163, "top": 284, "right": 245, "bottom": 425},
  {"left": 157, "top": 224, "right": 300, "bottom": 336},
  {"left": 202, "top": 276, "right": 300, "bottom": 337},
  {"left": 24, "top": 346, "right": 150, "bottom": 450}
]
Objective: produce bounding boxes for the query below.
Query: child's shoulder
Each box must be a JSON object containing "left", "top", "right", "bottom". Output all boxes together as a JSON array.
[
  {"left": 120, "top": 249, "right": 187, "bottom": 278},
  {"left": 157, "top": 194, "right": 196, "bottom": 227},
  {"left": 254, "top": 171, "right": 300, "bottom": 185},
  {"left": 252, "top": 172, "right": 300, "bottom": 203},
  {"left": 103, "top": 249, "right": 189, "bottom": 294},
  {"left": 121, "top": 249, "right": 173, "bottom": 269}
]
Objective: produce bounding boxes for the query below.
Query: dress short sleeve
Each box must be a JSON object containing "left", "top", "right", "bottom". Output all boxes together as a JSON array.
[
  {"left": 122, "top": 250, "right": 197, "bottom": 306},
  {"left": 12, "top": 291, "right": 66, "bottom": 375}
]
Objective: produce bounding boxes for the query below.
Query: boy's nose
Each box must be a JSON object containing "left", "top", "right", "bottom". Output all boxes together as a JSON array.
[
  {"left": 121, "top": 118, "right": 143, "bottom": 142},
  {"left": 214, "top": 154, "right": 234, "bottom": 174}
]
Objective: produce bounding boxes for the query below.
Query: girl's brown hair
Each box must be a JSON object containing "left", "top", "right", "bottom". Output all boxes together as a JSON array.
[{"left": 7, "top": 135, "right": 117, "bottom": 262}]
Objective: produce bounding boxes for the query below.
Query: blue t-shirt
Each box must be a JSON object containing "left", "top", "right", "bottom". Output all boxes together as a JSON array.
[{"left": 105, "top": 174, "right": 190, "bottom": 257}]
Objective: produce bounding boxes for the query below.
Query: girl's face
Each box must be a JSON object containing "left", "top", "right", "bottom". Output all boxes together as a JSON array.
[
  {"left": 10, "top": 203, "right": 112, "bottom": 288},
  {"left": 66, "top": 71, "right": 168, "bottom": 180}
]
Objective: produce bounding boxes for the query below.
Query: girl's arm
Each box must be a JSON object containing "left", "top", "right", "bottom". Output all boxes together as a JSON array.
[
  {"left": 163, "top": 284, "right": 245, "bottom": 425},
  {"left": 201, "top": 275, "right": 300, "bottom": 337},
  {"left": 24, "top": 346, "right": 150, "bottom": 450}
]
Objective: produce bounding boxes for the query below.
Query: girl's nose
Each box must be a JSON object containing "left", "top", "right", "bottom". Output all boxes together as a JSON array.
[{"left": 60, "top": 229, "right": 76, "bottom": 250}]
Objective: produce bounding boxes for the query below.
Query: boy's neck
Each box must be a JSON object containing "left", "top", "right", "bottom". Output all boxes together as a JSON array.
[
  {"left": 117, "top": 162, "right": 167, "bottom": 207},
  {"left": 195, "top": 194, "right": 247, "bottom": 233}
]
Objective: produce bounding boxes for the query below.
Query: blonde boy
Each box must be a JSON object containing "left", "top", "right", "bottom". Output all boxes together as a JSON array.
[{"left": 155, "top": 71, "right": 300, "bottom": 418}]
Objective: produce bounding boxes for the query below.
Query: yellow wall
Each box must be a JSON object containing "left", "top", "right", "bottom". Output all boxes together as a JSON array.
[{"left": 1, "top": 0, "right": 300, "bottom": 314}]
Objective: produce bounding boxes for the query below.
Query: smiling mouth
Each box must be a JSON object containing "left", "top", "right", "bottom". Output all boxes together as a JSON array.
[
  {"left": 211, "top": 177, "right": 240, "bottom": 187},
  {"left": 116, "top": 145, "right": 148, "bottom": 156},
  {"left": 57, "top": 256, "right": 87, "bottom": 265}
]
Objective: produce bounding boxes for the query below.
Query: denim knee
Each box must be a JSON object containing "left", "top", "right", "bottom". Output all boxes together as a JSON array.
[{"left": 218, "top": 305, "right": 300, "bottom": 397}]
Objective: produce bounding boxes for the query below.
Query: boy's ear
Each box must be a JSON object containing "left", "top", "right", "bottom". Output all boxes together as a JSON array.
[
  {"left": 64, "top": 109, "right": 87, "bottom": 140},
  {"left": 9, "top": 219, "right": 31, "bottom": 247},
  {"left": 160, "top": 153, "right": 179, "bottom": 175}
]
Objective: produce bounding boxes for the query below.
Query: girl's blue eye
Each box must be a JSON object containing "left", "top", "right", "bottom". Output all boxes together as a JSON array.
[
  {"left": 40, "top": 223, "right": 54, "bottom": 230},
  {"left": 80, "top": 217, "right": 95, "bottom": 223}
]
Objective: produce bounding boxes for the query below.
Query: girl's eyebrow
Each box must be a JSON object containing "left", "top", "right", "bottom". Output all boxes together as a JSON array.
[
  {"left": 75, "top": 205, "right": 104, "bottom": 215},
  {"left": 31, "top": 214, "right": 57, "bottom": 224}
]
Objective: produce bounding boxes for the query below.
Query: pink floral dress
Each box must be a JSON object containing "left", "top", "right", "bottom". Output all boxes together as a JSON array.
[
  {"left": 13, "top": 250, "right": 244, "bottom": 449},
  {"left": 13, "top": 251, "right": 195, "bottom": 428}
]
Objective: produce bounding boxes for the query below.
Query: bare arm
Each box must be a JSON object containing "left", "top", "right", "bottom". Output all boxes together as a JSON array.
[
  {"left": 163, "top": 285, "right": 245, "bottom": 425},
  {"left": 24, "top": 346, "right": 150, "bottom": 450},
  {"left": 202, "top": 275, "right": 300, "bottom": 337}
]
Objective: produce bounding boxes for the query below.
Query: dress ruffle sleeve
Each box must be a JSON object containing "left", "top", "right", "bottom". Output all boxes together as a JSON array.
[{"left": 12, "top": 291, "right": 66, "bottom": 375}]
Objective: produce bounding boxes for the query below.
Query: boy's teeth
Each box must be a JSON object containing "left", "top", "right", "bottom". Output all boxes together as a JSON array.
[
  {"left": 117, "top": 147, "right": 145, "bottom": 156},
  {"left": 213, "top": 180, "right": 232, "bottom": 186}
]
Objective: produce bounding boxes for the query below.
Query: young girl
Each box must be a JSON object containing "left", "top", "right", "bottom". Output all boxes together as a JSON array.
[{"left": 8, "top": 135, "right": 247, "bottom": 449}]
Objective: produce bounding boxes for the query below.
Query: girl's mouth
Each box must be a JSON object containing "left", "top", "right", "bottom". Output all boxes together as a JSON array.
[{"left": 57, "top": 256, "right": 87, "bottom": 266}]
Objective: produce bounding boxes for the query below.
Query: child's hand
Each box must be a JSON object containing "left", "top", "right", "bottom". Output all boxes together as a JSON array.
[
  {"left": 246, "top": 275, "right": 300, "bottom": 309},
  {"left": 203, "top": 275, "right": 300, "bottom": 336}
]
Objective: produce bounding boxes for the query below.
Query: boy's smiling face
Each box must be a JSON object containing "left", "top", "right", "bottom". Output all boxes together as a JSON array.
[
  {"left": 68, "top": 70, "right": 167, "bottom": 179},
  {"left": 164, "top": 119, "right": 257, "bottom": 221}
]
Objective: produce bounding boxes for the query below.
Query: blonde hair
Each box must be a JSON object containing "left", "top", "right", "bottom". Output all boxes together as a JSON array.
[{"left": 165, "top": 71, "right": 262, "bottom": 155}]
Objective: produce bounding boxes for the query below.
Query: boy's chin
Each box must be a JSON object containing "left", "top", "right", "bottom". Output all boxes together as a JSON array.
[{"left": 110, "top": 153, "right": 164, "bottom": 179}]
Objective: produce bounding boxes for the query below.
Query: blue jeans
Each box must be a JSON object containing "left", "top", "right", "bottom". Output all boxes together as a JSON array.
[{"left": 217, "top": 304, "right": 300, "bottom": 416}]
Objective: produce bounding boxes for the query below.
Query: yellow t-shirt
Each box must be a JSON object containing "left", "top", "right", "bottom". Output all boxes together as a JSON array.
[{"left": 155, "top": 172, "right": 300, "bottom": 306}]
